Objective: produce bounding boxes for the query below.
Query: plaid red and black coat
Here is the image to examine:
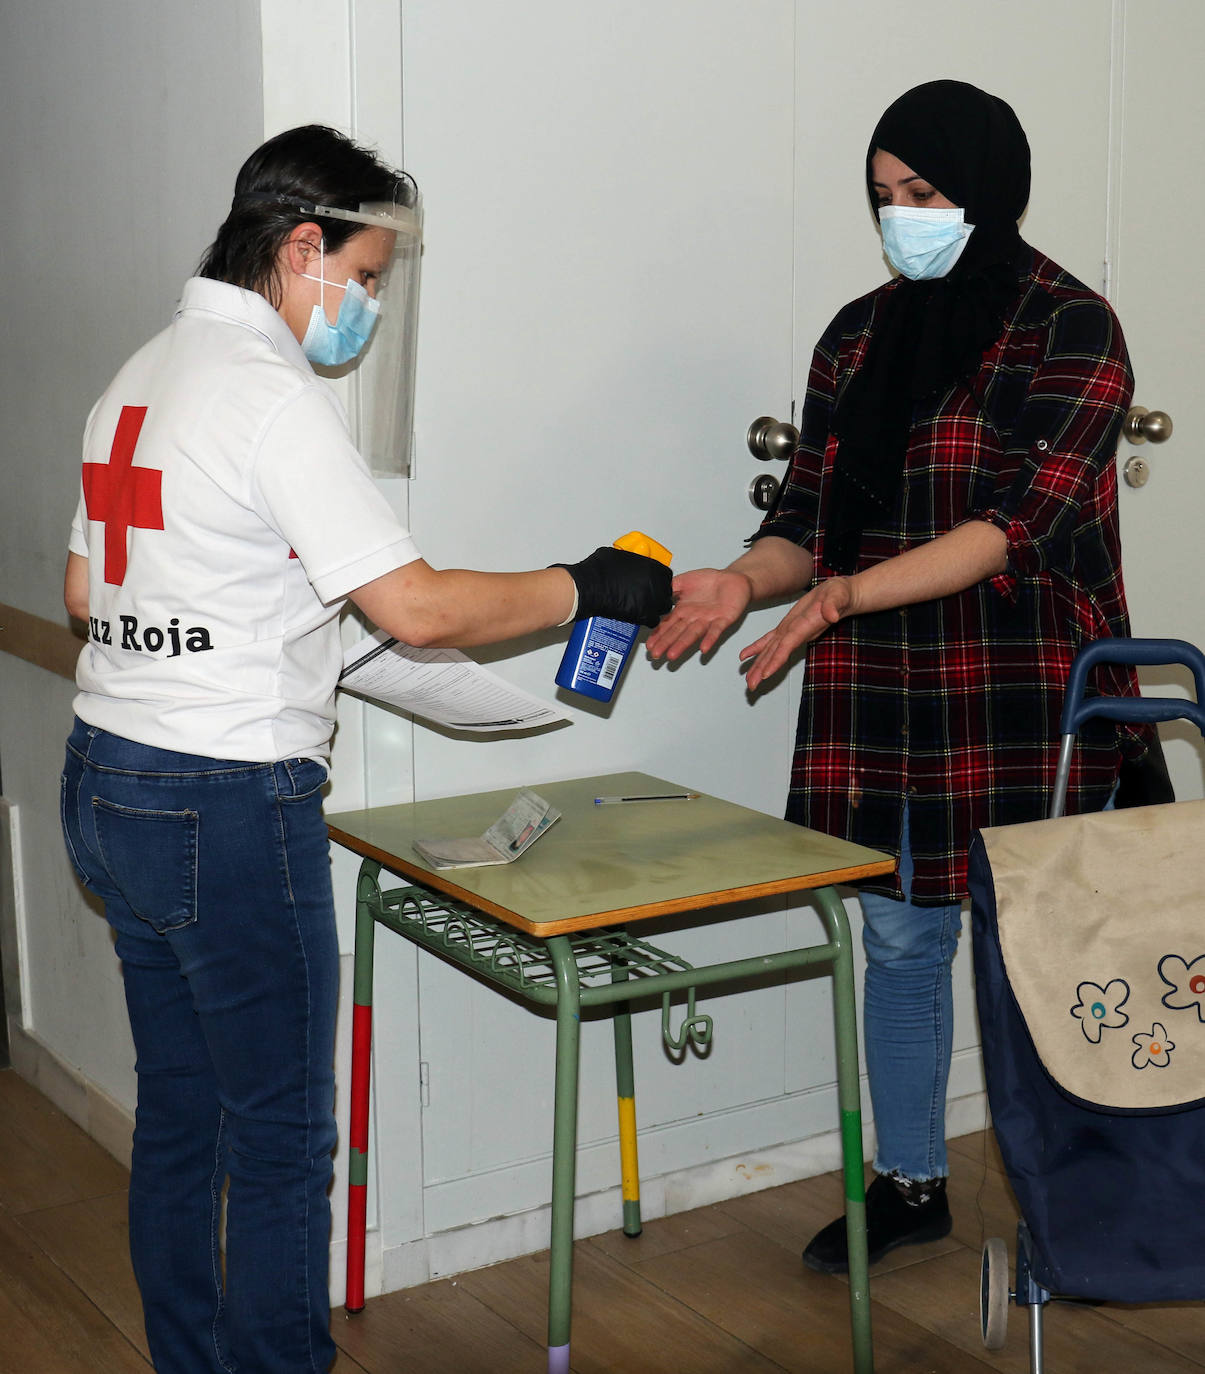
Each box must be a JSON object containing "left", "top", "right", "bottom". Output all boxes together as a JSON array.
[{"left": 755, "top": 249, "right": 1146, "bottom": 903}]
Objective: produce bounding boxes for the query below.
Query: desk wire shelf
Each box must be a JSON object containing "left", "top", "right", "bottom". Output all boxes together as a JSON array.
[{"left": 371, "top": 883, "right": 697, "bottom": 1006}]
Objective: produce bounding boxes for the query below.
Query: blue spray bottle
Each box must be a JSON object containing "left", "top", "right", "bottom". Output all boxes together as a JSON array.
[{"left": 555, "top": 531, "right": 673, "bottom": 702}]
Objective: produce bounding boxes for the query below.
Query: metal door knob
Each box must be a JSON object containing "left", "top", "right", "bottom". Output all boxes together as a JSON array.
[
  {"left": 1122, "top": 406, "right": 1173, "bottom": 445},
  {"left": 747, "top": 415, "right": 800, "bottom": 461}
]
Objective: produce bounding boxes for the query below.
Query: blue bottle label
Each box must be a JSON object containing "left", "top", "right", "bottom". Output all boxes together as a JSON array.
[{"left": 555, "top": 617, "right": 640, "bottom": 701}]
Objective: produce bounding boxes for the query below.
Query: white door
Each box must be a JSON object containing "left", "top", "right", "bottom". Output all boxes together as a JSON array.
[
  {"left": 366, "top": 0, "right": 1133, "bottom": 1282},
  {"left": 1111, "top": 1, "right": 1205, "bottom": 800},
  {"left": 395, "top": 0, "right": 801, "bottom": 1264}
]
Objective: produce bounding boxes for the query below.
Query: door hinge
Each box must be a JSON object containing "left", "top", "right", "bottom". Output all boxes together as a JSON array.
[{"left": 419, "top": 1060, "right": 430, "bottom": 1108}]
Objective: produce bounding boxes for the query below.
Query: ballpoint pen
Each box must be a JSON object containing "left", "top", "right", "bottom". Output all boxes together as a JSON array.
[{"left": 593, "top": 792, "right": 701, "bottom": 804}]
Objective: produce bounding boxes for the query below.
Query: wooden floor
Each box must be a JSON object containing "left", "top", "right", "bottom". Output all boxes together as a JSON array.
[{"left": 3, "top": 1068, "right": 1204, "bottom": 1373}]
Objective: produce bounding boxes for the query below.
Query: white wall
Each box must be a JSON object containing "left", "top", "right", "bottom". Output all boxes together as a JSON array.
[{"left": 0, "top": 0, "right": 264, "bottom": 1122}]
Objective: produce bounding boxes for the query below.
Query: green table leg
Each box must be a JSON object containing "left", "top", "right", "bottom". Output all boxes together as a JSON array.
[
  {"left": 546, "top": 935, "right": 582, "bottom": 1374},
  {"left": 611, "top": 961, "right": 642, "bottom": 1237},
  {"left": 814, "top": 885, "right": 874, "bottom": 1374}
]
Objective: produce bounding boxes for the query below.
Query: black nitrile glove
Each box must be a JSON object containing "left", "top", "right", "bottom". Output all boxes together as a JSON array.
[{"left": 553, "top": 547, "right": 673, "bottom": 627}]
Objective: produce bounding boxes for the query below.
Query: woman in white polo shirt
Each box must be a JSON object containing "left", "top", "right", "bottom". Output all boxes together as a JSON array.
[{"left": 59, "top": 124, "right": 669, "bottom": 1374}]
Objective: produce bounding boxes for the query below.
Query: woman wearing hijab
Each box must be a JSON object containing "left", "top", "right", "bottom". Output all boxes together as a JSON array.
[{"left": 649, "top": 80, "right": 1152, "bottom": 1271}]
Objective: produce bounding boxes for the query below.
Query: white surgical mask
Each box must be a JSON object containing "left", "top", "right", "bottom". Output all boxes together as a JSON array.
[{"left": 878, "top": 205, "right": 974, "bottom": 281}]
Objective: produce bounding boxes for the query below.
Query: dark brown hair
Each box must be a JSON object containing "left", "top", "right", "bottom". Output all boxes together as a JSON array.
[{"left": 197, "top": 125, "right": 417, "bottom": 306}]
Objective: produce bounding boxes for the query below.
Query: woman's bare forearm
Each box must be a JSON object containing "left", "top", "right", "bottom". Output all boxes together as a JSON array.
[{"left": 725, "top": 536, "right": 816, "bottom": 602}]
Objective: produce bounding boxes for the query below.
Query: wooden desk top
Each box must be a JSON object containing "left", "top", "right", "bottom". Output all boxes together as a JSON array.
[{"left": 328, "top": 772, "right": 893, "bottom": 936}]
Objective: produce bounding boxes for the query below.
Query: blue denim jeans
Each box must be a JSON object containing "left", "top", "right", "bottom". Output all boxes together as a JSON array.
[
  {"left": 60, "top": 719, "right": 338, "bottom": 1373},
  {"left": 858, "top": 808, "right": 962, "bottom": 1183},
  {"left": 861, "top": 793, "right": 1116, "bottom": 1183}
]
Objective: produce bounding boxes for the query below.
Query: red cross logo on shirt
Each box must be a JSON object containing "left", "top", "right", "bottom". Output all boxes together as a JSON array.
[{"left": 82, "top": 405, "right": 164, "bottom": 585}]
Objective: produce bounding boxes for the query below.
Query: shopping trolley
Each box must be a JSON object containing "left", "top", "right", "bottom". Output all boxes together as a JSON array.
[{"left": 968, "top": 638, "right": 1205, "bottom": 1372}]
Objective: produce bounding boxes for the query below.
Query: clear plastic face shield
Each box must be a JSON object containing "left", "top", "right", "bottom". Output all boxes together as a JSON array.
[{"left": 269, "top": 183, "right": 423, "bottom": 475}]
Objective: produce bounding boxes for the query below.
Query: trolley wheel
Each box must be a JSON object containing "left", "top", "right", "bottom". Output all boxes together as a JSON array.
[{"left": 980, "top": 1236, "right": 1010, "bottom": 1349}]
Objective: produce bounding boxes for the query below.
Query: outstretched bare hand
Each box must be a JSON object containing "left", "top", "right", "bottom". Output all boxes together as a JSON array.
[
  {"left": 646, "top": 569, "right": 754, "bottom": 662},
  {"left": 739, "top": 577, "right": 855, "bottom": 690}
]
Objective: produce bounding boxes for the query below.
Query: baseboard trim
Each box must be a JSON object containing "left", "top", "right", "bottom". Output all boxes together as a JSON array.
[
  {"left": 5, "top": 1020, "right": 991, "bottom": 1308},
  {"left": 8, "top": 1022, "right": 133, "bottom": 1169},
  {"left": 361, "top": 1086, "right": 991, "bottom": 1302}
]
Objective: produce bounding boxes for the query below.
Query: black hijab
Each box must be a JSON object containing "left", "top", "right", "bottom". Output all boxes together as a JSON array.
[{"left": 824, "top": 80, "right": 1032, "bottom": 574}]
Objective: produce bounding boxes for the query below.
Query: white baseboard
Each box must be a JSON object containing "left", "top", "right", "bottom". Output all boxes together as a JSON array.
[
  {"left": 5, "top": 1019, "right": 992, "bottom": 1310},
  {"left": 7, "top": 1022, "right": 134, "bottom": 1168},
  {"left": 353, "top": 1085, "right": 991, "bottom": 1304}
]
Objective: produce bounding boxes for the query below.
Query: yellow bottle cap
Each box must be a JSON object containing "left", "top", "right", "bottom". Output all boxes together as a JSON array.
[{"left": 613, "top": 530, "right": 672, "bottom": 565}]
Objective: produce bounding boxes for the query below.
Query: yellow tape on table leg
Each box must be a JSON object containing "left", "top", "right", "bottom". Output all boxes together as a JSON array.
[{"left": 618, "top": 1095, "right": 640, "bottom": 1201}]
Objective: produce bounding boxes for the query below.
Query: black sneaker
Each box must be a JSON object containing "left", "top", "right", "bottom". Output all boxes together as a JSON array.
[{"left": 802, "top": 1171, "right": 952, "bottom": 1275}]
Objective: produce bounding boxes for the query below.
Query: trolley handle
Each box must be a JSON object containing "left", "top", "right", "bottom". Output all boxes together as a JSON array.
[
  {"left": 1059, "top": 638, "right": 1205, "bottom": 737},
  {"left": 1051, "top": 638, "right": 1205, "bottom": 819},
  {"left": 1063, "top": 697, "right": 1205, "bottom": 732}
]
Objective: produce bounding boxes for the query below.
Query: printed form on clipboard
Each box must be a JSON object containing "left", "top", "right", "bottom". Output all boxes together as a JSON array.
[{"left": 339, "top": 629, "right": 570, "bottom": 732}]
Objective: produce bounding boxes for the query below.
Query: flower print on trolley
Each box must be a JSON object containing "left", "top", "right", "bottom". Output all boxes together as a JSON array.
[
  {"left": 1157, "top": 953, "right": 1205, "bottom": 1023},
  {"left": 1132, "top": 1023, "right": 1176, "bottom": 1070},
  {"left": 1070, "top": 979, "right": 1130, "bottom": 1043}
]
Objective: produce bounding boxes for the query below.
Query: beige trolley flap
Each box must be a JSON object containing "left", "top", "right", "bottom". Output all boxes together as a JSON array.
[{"left": 979, "top": 800, "right": 1205, "bottom": 1111}]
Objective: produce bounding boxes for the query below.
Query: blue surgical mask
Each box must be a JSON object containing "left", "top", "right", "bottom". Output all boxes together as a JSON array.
[
  {"left": 878, "top": 206, "right": 974, "bottom": 281},
  {"left": 300, "top": 248, "right": 381, "bottom": 366}
]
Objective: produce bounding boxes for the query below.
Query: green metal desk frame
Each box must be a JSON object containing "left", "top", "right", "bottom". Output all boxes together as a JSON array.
[{"left": 342, "top": 868, "right": 876, "bottom": 1374}]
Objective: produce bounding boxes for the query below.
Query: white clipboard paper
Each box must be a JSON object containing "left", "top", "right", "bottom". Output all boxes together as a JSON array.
[{"left": 339, "top": 629, "right": 570, "bottom": 733}]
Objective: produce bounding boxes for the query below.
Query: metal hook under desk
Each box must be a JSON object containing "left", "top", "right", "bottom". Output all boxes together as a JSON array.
[{"left": 661, "top": 988, "right": 713, "bottom": 1053}]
